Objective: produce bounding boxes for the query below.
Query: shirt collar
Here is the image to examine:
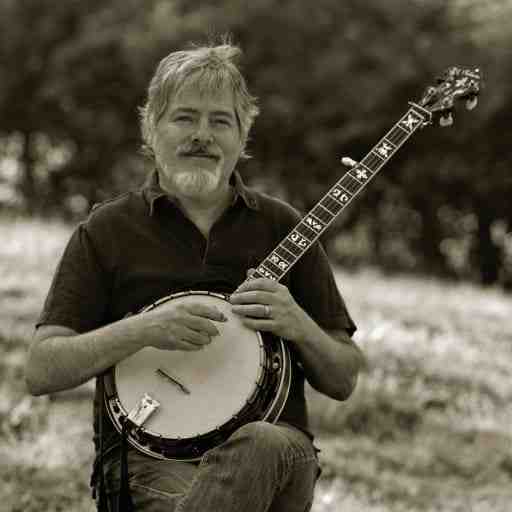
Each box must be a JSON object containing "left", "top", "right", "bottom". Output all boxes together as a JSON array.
[{"left": 142, "top": 169, "right": 259, "bottom": 216}]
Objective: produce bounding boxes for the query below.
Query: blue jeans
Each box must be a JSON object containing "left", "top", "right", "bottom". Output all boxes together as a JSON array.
[{"left": 100, "top": 421, "right": 321, "bottom": 512}]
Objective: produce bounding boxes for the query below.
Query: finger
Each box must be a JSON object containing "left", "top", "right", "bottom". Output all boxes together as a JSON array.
[
  {"left": 237, "top": 316, "right": 275, "bottom": 333},
  {"left": 182, "top": 315, "right": 221, "bottom": 338},
  {"left": 178, "top": 325, "right": 213, "bottom": 346},
  {"left": 233, "top": 278, "right": 278, "bottom": 295},
  {"left": 229, "top": 290, "right": 275, "bottom": 305},
  {"left": 184, "top": 303, "right": 227, "bottom": 322},
  {"left": 172, "top": 339, "right": 204, "bottom": 351},
  {"left": 231, "top": 304, "right": 270, "bottom": 318}
]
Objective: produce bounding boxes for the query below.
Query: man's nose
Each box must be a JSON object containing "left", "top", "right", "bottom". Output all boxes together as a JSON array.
[{"left": 192, "top": 117, "right": 213, "bottom": 144}]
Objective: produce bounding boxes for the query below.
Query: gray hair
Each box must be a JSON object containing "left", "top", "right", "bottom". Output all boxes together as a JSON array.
[{"left": 140, "top": 42, "right": 259, "bottom": 159}]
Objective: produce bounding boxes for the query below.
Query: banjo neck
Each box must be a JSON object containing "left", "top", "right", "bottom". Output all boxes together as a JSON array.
[
  {"left": 245, "top": 64, "right": 482, "bottom": 286},
  {"left": 246, "top": 102, "right": 431, "bottom": 285}
]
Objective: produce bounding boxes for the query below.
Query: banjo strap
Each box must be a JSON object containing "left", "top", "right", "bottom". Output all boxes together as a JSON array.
[
  {"left": 91, "top": 373, "right": 135, "bottom": 511},
  {"left": 118, "top": 420, "right": 135, "bottom": 512},
  {"left": 90, "top": 374, "right": 108, "bottom": 510}
]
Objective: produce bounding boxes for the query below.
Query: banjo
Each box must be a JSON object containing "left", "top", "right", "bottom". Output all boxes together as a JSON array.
[{"left": 104, "top": 66, "right": 481, "bottom": 461}]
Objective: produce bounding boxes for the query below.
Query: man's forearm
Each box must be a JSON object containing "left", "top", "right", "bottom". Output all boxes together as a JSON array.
[
  {"left": 291, "top": 316, "right": 364, "bottom": 401},
  {"left": 26, "top": 316, "right": 147, "bottom": 396}
]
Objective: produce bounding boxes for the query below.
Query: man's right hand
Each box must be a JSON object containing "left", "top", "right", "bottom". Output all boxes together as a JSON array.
[
  {"left": 26, "top": 302, "right": 228, "bottom": 395},
  {"left": 143, "top": 302, "right": 227, "bottom": 351}
]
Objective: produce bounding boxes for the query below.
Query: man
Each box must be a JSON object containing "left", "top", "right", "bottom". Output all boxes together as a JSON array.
[{"left": 26, "top": 42, "right": 363, "bottom": 511}]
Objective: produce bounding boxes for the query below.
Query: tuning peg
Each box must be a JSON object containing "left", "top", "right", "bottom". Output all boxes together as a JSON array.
[
  {"left": 340, "top": 156, "right": 358, "bottom": 168},
  {"left": 439, "top": 112, "right": 453, "bottom": 127},
  {"left": 465, "top": 95, "right": 478, "bottom": 110}
]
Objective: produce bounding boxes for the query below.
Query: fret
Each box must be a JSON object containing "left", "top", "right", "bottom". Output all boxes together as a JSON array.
[
  {"left": 275, "top": 244, "right": 296, "bottom": 263},
  {"left": 268, "top": 252, "right": 292, "bottom": 271},
  {"left": 282, "top": 237, "right": 305, "bottom": 256},
  {"left": 311, "top": 204, "right": 334, "bottom": 224},
  {"left": 395, "top": 123, "right": 410, "bottom": 136},
  {"left": 382, "top": 137, "right": 397, "bottom": 149},
  {"left": 263, "top": 258, "right": 287, "bottom": 276},
  {"left": 256, "top": 264, "right": 279, "bottom": 280},
  {"left": 398, "top": 109, "right": 425, "bottom": 133},
  {"left": 318, "top": 197, "right": 337, "bottom": 216},
  {"left": 303, "top": 214, "right": 325, "bottom": 234},
  {"left": 373, "top": 139, "right": 397, "bottom": 160},
  {"left": 321, "top": 195, "right": 344, "bottom": 215},
  {"left": 409, "top": 102, "right": 431, "bottom": 120},
  {"left": 296, "top": 222, "right": 317, "bottom": 240},
  {"left": 340, "top": 174, "right": 363, "bottom": 194},
  {"left": 370, "top": 148, "right": 386, "bottom": 161},
  {"left": 362, "top": 153, "right": 384, "bottom": 172},
  {"left": 348, "top": 168, "right": 364, "bottom": 184},
  {"left": 328, "top": 186, "right": 352, "bottom": 205},
  {"left": 388, "top": 124, "right": 410, "bottom": 145},
  {"left": 349, "top": 165, "right": 372, "bottom": 184},
  {"left": 359, "top": 161, "right": 373, "bottom": 174},
  {"left": 287, "top": 231, "right": 310, "bottom": 250},
  {"left": 249, "top": 269, "right": 265, "bottom": 280}
]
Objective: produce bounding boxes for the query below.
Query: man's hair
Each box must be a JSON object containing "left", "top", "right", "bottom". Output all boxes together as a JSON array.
[{"left": 139, "top": 42, "right": 259, "bottom": 159}]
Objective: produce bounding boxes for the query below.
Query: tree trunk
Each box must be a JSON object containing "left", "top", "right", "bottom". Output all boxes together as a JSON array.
[
  {"left": 475, "top": 207, "right": 502, "bottom": 285},
  {"left": 416, "top": 201, "right": 450, "bottom": 276},
  {"left": 19, "top": 132, "right": 38, "bottom": 215}
]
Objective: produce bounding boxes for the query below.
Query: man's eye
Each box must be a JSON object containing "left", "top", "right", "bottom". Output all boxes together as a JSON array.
[
  {"left": 174, "top": 115, "right": 193, "bottom": 123},
  {"left": 213, "top": 118, "right": 231, "bottom": 126}
]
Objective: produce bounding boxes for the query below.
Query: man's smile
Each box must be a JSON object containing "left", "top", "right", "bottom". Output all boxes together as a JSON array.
[{"left": 180, "top": 150, "right": 220, "bottom": 162}]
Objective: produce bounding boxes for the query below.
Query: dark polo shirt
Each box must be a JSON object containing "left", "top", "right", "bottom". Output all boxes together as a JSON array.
[{"left": 37, "top": 170, "right": 356, "bottom": 459}]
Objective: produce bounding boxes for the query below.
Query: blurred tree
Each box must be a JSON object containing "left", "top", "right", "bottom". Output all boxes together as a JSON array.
[
  {"left": 0, "top": 0, "right": 137, "bottom": 213},
  {"left": 399, "top": 0, "right": 512, "bottom": 285},
  {"left": 0, "top": 0, "right": 510, "bottom": 285},
  {"left": 450, "top": 0, "right": 512, "bottom": 285}
]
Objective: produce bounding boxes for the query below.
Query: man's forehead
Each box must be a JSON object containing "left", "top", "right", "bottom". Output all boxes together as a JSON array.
[{"left": 170, "top": 81, "right": 236, "bottom": 114}]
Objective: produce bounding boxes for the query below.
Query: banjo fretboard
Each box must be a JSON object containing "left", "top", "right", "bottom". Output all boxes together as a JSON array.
[{"left": 248, "top": 102, "right": 432, "bottom": 284}]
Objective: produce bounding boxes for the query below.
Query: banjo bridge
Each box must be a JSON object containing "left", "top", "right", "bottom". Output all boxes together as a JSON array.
[{"left": 156, "top": 368, "right": 191, "bottom": 395}]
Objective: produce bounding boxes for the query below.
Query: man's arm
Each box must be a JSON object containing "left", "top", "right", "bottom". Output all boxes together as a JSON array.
[
  {"left": 286, "top": 324, "right": 363, "bottom": 401},
  {"left": 26, "top": 320, "right": 148, "bottom": 396},
  {"left": 26, "top": 303, "right": 226, "bottom": 396},
  {"left": 230, "top": 278, "right": 364, "bottom": 401}
]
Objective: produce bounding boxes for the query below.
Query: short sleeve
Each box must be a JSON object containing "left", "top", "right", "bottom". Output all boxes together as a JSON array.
[
  {"left": 290, "top": 241, "right": 357, "bottom": 337},
  {"left": 37, "top": 223, "right": 111, "bottom": 334}
]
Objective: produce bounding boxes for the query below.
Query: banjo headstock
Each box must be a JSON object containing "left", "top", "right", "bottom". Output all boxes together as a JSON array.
[{"left": 418, "top": 66, "right": 482, "bottom": 127}]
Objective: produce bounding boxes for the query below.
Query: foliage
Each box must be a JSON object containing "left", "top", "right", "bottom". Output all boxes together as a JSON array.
[
  {"left": 0, "top": 0, "right": 511, "bottom": 285},
  {"left": 1, "top": 217, "right": 511, "bottom": 511},
  {"left": 308, "top": 268, "right": 512, "bottom": 510}
]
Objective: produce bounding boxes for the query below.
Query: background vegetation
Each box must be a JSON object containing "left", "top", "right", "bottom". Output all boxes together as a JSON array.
[
  {"left": 1, "top": 1, "right": 511, "bottom": 510},
  {"left": 1, "top": 0, "right": 511, "bottom": 286},
  {"left": 1, "top": 218, "right": 511, "bottom": 511}
]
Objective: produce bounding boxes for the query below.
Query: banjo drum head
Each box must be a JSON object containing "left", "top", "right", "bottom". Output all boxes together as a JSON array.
[{"left": 114, "top": 292, "right": 264, "bottom": 439}]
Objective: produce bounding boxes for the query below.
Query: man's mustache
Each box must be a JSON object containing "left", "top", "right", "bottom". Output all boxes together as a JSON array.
[{"left": 177, "top": 142, "right": 219, "bottom": 159}]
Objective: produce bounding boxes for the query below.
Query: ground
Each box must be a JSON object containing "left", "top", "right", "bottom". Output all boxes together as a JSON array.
[{"left": 1, "top": 217, "right": 511, "bottom": 511}]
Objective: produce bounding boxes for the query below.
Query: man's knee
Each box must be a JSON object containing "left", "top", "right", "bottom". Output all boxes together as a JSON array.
[
  {"left": 231, "top": 421, "right": 286, "bottom": 449},
  {"left": 209, "top": 421, "right": 287, "bottom": 466}
]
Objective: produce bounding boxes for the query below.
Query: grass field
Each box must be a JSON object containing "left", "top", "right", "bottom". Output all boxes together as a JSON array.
[{"left": 1, "top": 216, "right": 511, "bottom": 511}]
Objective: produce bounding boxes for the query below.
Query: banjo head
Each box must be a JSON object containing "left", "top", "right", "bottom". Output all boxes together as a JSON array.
[{"left": 104, "top": 291, "right": 291, "bottom": 460}]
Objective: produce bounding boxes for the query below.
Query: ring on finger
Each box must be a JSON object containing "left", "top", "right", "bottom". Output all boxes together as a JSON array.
[{"left": 263, "top": 304, "right": 272, "bottom": 319}]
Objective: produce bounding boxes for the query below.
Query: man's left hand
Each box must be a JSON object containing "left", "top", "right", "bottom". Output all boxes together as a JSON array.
[{"left": 230, "top": 277, "right": 310, "bottom": 342}]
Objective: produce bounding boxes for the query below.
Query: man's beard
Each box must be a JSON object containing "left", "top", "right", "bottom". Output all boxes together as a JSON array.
[{"left": 163, "top": 163, "right": 222, "bottom": 199}]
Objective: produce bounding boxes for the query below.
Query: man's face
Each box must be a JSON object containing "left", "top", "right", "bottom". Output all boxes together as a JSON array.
[{"left": 152, "top": 80, "right": 243, "bottom": 202}]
